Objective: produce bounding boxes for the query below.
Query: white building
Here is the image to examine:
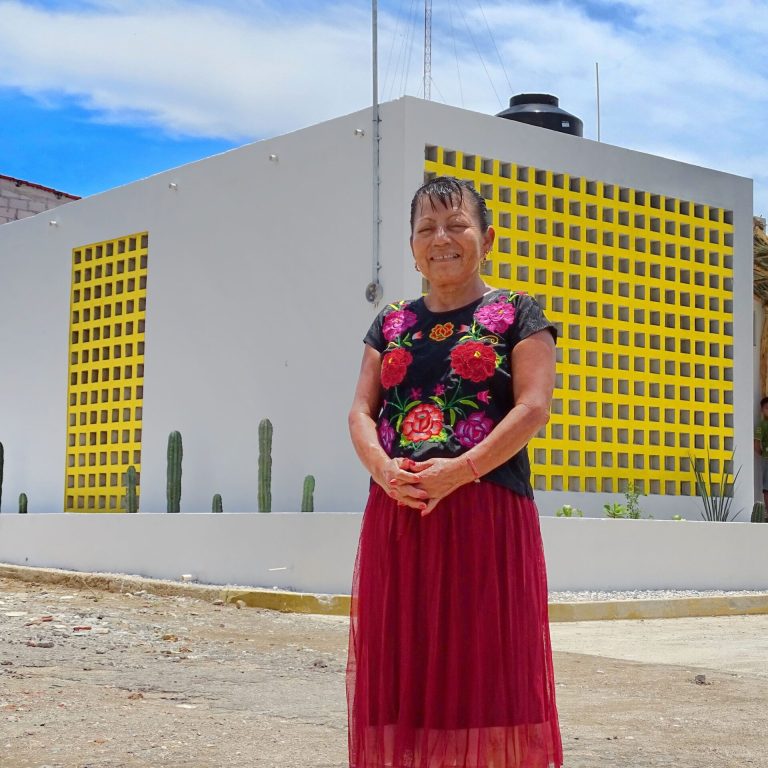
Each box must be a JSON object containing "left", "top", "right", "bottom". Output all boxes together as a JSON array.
[{"left": 0, "top": 96, "right": 756, "bottom": 520}]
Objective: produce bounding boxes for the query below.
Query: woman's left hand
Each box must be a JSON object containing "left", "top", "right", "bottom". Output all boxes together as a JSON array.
[{"left": 407, "top": 457, "right": 475, "bottom": 517}]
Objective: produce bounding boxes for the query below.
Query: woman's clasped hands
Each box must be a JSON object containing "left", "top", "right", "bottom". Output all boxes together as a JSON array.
[{"left": 376, "top": 456, "right": 476, "bottom": 517}]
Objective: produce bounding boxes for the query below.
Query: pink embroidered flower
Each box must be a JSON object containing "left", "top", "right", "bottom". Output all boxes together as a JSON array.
[
  {"left": 477, "top": 390, "right": 490, "bottom": 404},
  {"left": 377, "top": 419, "right": 396, "bottom": 454},
  {"left": 475, "top": 298, "right": 516, "bottom": 334},
  {"left": 408, "top": 387, "right": 422, "bottom": 400},
  {"left": 433, "top": 384, "right": 446, "bottom": 396},
  {"left": 382, "top": 308, "right": 418, "bottom": 341},
  {"left": 455, "top": 412, "right": 494, "bottom": 447},
  {"left": 401, "top": 403, "right": 444, "bottom": 443}
]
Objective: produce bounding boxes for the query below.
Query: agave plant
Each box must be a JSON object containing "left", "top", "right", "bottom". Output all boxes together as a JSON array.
[{"left": 689, "top": 449, "right": 742, "bottom": 522}]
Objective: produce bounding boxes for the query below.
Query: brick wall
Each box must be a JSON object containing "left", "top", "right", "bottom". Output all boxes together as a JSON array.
[{"left": 0, "top": 175, "right": 79, "bottom": 225}]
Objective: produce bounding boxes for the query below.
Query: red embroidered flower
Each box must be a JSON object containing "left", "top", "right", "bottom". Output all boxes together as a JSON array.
[
  {"left": 429, "top": 322, "right": 454, "bottom": 341},
  {"left": 401, "top": 403, "right": 444, "bottom": 442},
  {"left": 450, "top": 341, "right": 497, "bottom": 382},
  {"left": 380, "top": 347, "right": 413, "bottom": 388}
]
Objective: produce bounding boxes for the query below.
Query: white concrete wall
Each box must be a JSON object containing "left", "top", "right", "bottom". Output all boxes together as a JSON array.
[
  {"left": 0, "top": 101, "right": 413, "bottom": 515},
  {"left": 2, "top": 513, "right": 767, "bottom": 593},
  {"left": 0, "top": 96, "right": 755, "bottom": 520}
]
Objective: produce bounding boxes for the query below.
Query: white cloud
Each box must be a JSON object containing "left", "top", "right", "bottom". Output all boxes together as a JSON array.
[
  {"left": 0, "top": 0, "right": 767, "bottom": 212},
  {"left": 427, "top": 0, "right": 768, "bottom": 212},
  {"left": 0, "top": 0, "right": 376, "bottom": 139}
]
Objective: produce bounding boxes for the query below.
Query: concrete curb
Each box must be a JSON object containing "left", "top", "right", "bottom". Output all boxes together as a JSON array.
[
  {"left": 548, "top": 594, "right": 768, "bottom": 622},
  {"left": 2, "top": 564, "right": 768, "bottom": 621},
  {"left": 0, "top": 564, "right": 350, "bottom": 615}
]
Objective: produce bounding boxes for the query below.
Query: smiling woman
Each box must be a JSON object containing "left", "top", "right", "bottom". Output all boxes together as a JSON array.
[{"left": 346, "top": 176, "right": 563, "bottom": 768}]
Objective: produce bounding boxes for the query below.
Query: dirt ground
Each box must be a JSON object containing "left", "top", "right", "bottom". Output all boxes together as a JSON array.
[{"left": 1, "top": 575, "right": 766, "bottom": 768}]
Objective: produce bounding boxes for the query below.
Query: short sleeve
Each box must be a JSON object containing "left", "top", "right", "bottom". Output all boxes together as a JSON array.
[
  {"left": 363, "top": 308, "right": 387, "bottom": 352},
  {"left": 509, "top": 293, "right": 558, "bottom": 347}
]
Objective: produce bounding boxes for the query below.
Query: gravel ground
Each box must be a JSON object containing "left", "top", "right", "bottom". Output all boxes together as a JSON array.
[{"left": 2, "top": 575, "right": 767, "bottom": 768}]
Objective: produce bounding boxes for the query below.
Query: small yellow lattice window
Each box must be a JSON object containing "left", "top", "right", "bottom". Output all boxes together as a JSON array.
[
  {"left": 424, "top": 146, "right": 734, "bottom": 496},
  {"left": 64, "top": 233, "right": 148, "bottom": 512}
]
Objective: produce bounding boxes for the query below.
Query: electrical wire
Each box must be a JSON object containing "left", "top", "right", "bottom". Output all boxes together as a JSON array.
[
  {"left": 453, "top": 0, "right": 504, "bottom": 108},
  {"left": 430, "top": 74, "right": 448, "bottom": 104},
  {"left": 448, "top": 0, "right": 465, "bottom": 107},
  {"left": 381, "top": 0, "right": 406, "bottom": 100},
  {"left": 400, "top": 0, "right": 420, "bottom": 96},
  {"left": 475, "top": 0, "right": 513, "bottom": 95},
  {"left": 388, "top": 0, "right": 416, "bottom": 100}
]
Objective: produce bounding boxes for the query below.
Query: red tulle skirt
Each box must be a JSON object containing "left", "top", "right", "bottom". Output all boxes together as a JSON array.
[{"left": 346, "top": 481, "right": 563, "bottom": 768}]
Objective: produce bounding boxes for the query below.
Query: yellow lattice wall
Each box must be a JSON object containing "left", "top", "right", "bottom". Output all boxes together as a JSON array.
[
  {"left": 64, "top": 233, "right": 148, "bottom": 512},
  {"left": 424, "top": 146, "right": 735, "bottom": 496}
]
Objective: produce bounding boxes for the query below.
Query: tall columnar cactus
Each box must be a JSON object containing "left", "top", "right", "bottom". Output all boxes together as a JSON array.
[
  {"left": 752, "top": 501, "right": 766, "bottom": 523},
  {"left": 0, "top": 441, "right": 4, "bottom": 513},
  {"left": 125, "top": 466, "right": 138, "bottom": 513},
  {"left": 212, "top": 493, "right": 223, "bottom": 513},
  {"left": 258, "top": 418, "right": 273, "bottom": 513},
  {"left": 301, "top": 475, "right": 315, "bottom": 513},
  {"left": 19, "top": 493, "right": 27, "bottom": 514},
  {"left": 167, "top": 430, "right": 183, "bottom": 513}
]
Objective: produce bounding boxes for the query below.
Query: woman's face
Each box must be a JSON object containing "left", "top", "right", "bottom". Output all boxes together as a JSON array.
[{"left": 410, "top": 194, "right": 494, "bottom": 290}]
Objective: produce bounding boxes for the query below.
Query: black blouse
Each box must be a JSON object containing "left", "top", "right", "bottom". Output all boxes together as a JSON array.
[{"left": 364, "top": 288, "right": 558, "bottom": 498}]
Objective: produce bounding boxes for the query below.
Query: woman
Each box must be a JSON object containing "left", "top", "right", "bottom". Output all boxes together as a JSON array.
[{"left": 347, "top": 176, "right": 563, "bottom": 768}]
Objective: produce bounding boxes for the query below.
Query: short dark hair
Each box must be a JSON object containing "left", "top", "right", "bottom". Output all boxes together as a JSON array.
[
  {"left": 409, "top": 176, "right": 490, "bottom": 234},
  {"left": 761, "top": 396, "right": 768, "bottom": 408}
]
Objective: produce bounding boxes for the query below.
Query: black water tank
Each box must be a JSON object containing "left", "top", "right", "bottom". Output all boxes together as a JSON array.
[{"left": 496, "top": 93, "right": 583, "bottom": 137}]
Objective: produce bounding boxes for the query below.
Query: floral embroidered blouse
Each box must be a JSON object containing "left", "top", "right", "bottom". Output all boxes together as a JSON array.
[{"left": 364, "top": 288, "right": 558, "bottom": 499}]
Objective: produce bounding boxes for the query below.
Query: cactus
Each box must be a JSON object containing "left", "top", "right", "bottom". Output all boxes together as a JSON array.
[
  {"left": 212, "top": 493, "right": 223, "bottom": 513},
  {"left": 751, "top": 501, "right": 766, "bottom": 523},
  {"left": 19, "top": 492, "right": 27, "bottom": 514},
  {"left": 167, "top": 430, "right": 183, "bottom": 513},
  {"left": 301, "top": 475, "right": 315, "bottom": 513},
  {"left": 258, "top": 418, "right": 272, "bottom": 513},
  {"left": 0, "top": 441, "right": 4, "bottom": 513},
  {"left": 125, "top": 465, "right": 138, "bottom": 513}
]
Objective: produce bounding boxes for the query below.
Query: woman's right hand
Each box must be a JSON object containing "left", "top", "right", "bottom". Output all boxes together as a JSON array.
[{"left": 374, "top": 458, "right": 429, "bottom": 511}]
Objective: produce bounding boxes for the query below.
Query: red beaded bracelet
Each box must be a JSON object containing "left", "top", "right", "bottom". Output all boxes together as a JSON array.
[{"left": 466, "top": 456, "right": 481, "bottom": 483}]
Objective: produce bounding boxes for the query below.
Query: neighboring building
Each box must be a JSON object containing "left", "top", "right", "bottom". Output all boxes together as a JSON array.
[
  {"left": 0, "top": 96, "right": 755, "bottom": 517},
  {"left": 0, "top": 174, "right": 79, "bottom": 225}
]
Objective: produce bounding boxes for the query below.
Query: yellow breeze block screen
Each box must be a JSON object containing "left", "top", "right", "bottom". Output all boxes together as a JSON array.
[
  {"left": 424, "top": 146, "right": 734, "bottom": 496},
  {"left": 65, "top": 233, "right": 148, "bottom": 512}
]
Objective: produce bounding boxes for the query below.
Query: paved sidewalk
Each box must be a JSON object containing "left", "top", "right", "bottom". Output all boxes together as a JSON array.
[{"left": 551, "top": 613, "right": 768, "bottom": 678}]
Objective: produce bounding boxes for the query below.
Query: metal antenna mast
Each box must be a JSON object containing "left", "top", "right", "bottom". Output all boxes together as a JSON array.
[
  {"left": 366, "top": 0, "right": 383, "bottom": 305},
  {"left": 423, "top": 0, "right": 432, "bottom": 100}
]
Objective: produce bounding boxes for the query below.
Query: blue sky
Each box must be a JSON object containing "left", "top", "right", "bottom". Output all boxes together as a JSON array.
[{"left": 1, "top": 0, "right": 767, "bottom": 214}]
